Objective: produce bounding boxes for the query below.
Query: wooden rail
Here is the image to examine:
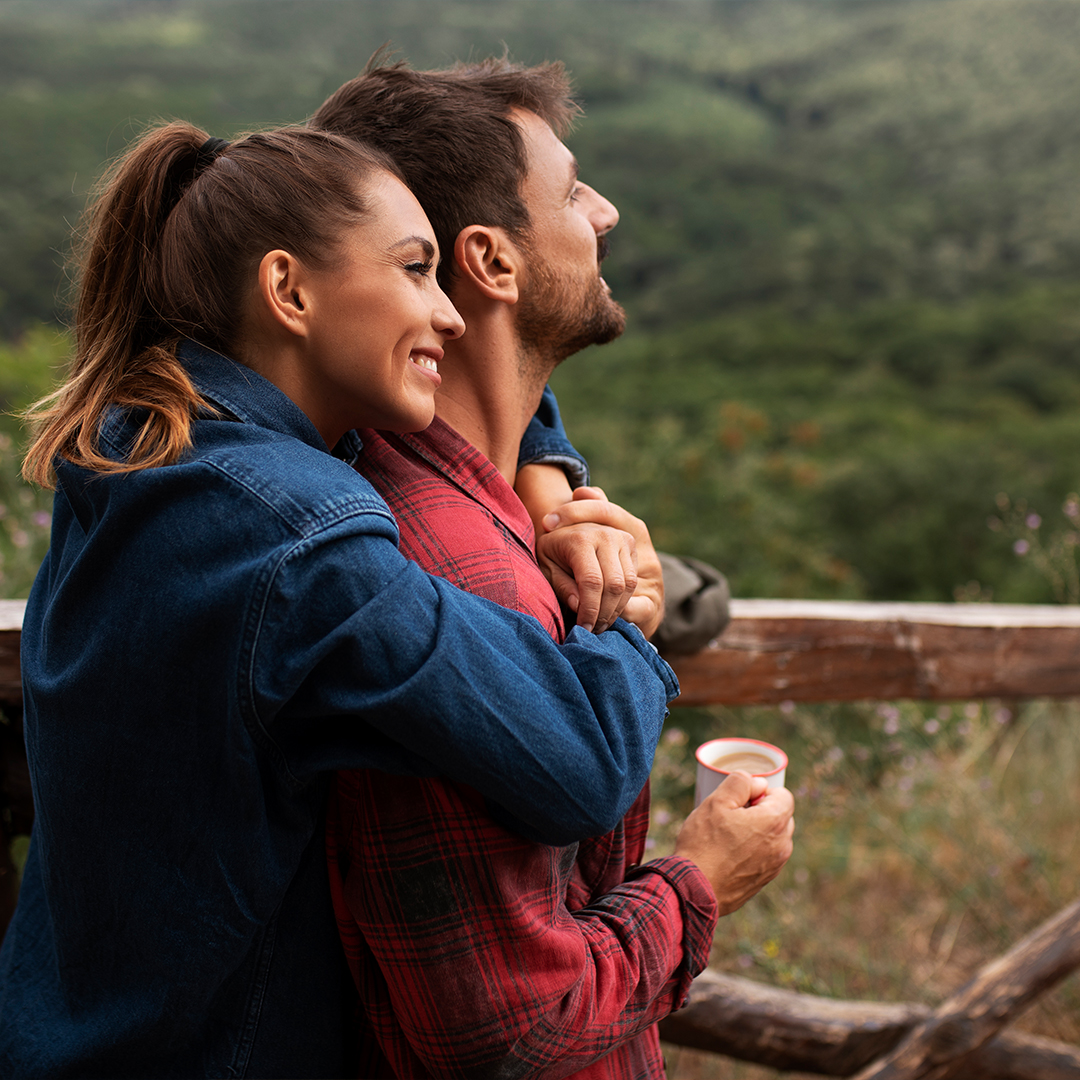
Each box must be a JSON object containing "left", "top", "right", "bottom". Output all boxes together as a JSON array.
[
  {"left": 1, "top": 598, "right": 1078, "bottom": 1077},
  {"left": 0, "top": 601, "right": 26, "bottom": 705},
  {"left": 668, "top": 599, "right": 1080, "bottom": 705}
]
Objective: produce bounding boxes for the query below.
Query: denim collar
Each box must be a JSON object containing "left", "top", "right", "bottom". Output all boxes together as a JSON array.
[{"left": 179, "top": 340, "right": 363, "bottom": 466}]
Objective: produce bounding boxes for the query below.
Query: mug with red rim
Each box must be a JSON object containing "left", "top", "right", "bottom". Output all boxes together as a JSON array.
[{"left": 694, "top": 737, "right": 788, "bottom": 806}]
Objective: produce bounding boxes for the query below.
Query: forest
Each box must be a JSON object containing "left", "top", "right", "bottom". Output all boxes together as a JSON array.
[{"left": 4, "top": 0, "right": 1080, "bottom": 605}]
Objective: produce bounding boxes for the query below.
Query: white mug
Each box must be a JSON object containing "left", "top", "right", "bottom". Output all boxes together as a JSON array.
[{"left": 694, "top": 737, "right": 788, "bottom": 806}]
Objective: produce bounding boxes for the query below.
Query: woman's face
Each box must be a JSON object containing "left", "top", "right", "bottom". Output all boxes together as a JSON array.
[{"left": 297, "top": 172, "right": 464, "bottom": 447}]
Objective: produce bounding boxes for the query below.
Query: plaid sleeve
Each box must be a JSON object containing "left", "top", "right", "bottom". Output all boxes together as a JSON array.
[{"left": 328, "top": 770, "right": 718, "bottom": 1080}]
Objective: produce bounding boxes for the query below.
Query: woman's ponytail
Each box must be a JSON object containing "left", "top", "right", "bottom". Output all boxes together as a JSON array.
[{"left": 23, "top": 124, "right": 216, "bottom": 487}]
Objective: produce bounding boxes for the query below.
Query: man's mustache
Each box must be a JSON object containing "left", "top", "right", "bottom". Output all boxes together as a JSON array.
[{"left": 597, "top": 235, "right": 611, "bottom": 265}]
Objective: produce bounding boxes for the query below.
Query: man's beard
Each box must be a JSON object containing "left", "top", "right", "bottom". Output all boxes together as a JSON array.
[{"left": 515, "top": 257, "right": 626, "bottom": 374}]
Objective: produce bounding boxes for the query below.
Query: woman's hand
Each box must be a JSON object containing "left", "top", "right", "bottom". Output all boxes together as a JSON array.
[{"left": 538, "top": 488, "right": 665, "bottom": 637}]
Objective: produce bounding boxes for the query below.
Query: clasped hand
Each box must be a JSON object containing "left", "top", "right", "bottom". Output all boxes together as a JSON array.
[{"left": 535, "top": 486, "right": 665, "bottom": 637}]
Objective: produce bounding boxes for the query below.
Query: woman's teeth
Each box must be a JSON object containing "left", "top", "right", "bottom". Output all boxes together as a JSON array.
[{"left": 414, "top": 356, "right": 438, "bottom": 373}]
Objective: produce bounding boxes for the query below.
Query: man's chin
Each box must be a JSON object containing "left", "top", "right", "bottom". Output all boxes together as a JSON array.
[
  {"left": 547, "top": 306, "right": 625, "bottom": 363},
  {"left": 517, "top": 274, "right": 627, "bottom": 363},
  {"left": 595, "top": 299, "right": 627, "bottom": 344},
  {"left": 583, "top": 293, "right": 627, "bottom": 347}
]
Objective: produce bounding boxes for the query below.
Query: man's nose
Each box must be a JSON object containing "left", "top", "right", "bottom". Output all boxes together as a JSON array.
[{"left": 583, "top": 184, "right": 619, "bottom": 235}]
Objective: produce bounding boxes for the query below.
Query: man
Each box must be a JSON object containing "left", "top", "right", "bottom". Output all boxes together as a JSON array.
[{"left": 311, "top": 57, "right": 794, "bottom": 1078}]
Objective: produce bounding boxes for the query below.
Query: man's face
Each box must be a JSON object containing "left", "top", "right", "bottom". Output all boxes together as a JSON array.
[{"left": 511, "top": 109, "right": 626, "bottom": 365}]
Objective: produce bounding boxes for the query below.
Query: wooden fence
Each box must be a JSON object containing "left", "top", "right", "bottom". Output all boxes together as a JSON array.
[{"left": 1, "top": 598, "right": 1078, "bottom": 1078}]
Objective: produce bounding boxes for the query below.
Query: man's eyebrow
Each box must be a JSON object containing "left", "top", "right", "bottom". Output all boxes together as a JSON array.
[
  {"left": 569, "top": 158, "right": 580, "bottom": 187},
  {"left": 391, "top": 236, "right": 436, "bottom": 259}
]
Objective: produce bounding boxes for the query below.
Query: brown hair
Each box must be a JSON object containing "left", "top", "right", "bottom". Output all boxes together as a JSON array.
[
  {"left": 23, "top": 122, "right": 398, "bottom": 487},
  {"left": 310, "top": 53, "right": 580, "bottom": 290}
]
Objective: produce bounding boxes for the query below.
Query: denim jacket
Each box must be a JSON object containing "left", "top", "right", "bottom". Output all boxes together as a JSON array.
[
  {"left": 0, "top": 343, "right": 677, "bottom": 1079},
  {"left": 519, "top": 383, "right": 591, "bottom": 488}
]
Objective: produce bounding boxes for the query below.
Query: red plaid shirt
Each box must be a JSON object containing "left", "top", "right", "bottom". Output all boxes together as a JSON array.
[{"left": 328, "top": 417, "right": 717, "bottom": 1079}]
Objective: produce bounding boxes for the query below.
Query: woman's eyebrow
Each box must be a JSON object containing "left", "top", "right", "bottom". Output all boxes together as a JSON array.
[{"left": 391, "top": 236, "right": 435, "bottom": 260}]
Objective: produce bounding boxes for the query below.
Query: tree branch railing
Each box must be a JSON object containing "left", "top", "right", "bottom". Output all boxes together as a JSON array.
[{"left": 1, "top": 598, "right": 1078, "bottom": 1077}]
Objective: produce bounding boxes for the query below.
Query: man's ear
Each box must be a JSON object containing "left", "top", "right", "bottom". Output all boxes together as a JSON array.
[
  {"left": 257, "top": 249, "right": 311, "bottom": 337},
  {"left": 454, "top": 226, "right": 520, "bottom": 305}
]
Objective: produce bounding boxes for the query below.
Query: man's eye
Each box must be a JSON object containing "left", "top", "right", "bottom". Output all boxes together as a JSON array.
[{"left": 570, "top": 187, "right": 583, "bottom": 202}]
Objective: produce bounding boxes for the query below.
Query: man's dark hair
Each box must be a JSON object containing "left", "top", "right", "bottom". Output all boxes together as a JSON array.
[{"left": 310, "top": 53, "right": 581, "bottom": 289}]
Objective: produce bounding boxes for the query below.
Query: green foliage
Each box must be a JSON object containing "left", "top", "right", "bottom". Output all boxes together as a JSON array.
[
  {"left": 0, "top": 323, "right": 70, "bottom": 410},
  {"left": 552, "top": 282, "right": 1080, "bottom": 601},
  {"left": 4, "top": 0, "right": 1080, "bottom": 604},
  {"left": 8, "top": 834, "right": 30, "bottom": 884},
  {"left": 0, "top": 327, "right": 69, "bottom": 597},
  {"left": 0, "top": 432, "right": 54, "bottom": 600},
  {"left": 988, "top": 491, "right": 1080, "bottom": 604}
]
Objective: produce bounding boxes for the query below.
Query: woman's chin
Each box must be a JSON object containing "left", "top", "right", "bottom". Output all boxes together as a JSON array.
[{"left": 379, "top": 401, "right": 437, "bottom": 434}]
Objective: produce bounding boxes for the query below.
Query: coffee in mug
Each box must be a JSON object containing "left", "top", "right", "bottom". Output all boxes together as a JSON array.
[
  {"left": 694, "top": 737, "right": 787, "bottom": 806},
  {"left": 708, "top": 750, "right": 778, "bottom": 774}
]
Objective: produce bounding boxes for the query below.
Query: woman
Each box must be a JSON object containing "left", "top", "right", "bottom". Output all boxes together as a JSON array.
[{"left": 0, "top": 123, "right": 677, "bottom": 1078}]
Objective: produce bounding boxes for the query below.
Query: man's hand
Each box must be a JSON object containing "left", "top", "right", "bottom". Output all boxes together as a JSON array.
[
  {"left": 538, "top": 488, "right": 665, "bottom": 637},
  {"left": 514, "top": 463, "right": 577, "bottom": 537},
  {"left": 673, "top": 772, "right": 795, "bottom": 916}
]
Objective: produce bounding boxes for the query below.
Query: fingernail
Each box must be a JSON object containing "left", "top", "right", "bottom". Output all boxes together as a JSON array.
[{"left": 542, "top": 513, "right": 559, "bottom": 530}]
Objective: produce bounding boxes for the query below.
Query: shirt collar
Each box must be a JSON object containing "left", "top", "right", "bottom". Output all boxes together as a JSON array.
[
  {"left": 179, "top": 340, "right": 363, "bottom": 466},
  {"left": 374, "top": 417, "right": 537, "bottom": 552}
]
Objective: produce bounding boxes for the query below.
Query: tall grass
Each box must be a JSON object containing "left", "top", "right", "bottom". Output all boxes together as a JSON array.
[{"left": 651, "top": 699, "right": 1080, "bottom": 1078}]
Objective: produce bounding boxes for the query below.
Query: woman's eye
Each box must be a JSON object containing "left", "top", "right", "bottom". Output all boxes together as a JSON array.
[{"left": 405, "top": 260, "right": 435, "bottom": 276}]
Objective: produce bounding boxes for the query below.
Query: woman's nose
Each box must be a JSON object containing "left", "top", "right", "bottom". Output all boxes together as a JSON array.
[{"left": 435, "top": 292, "right": 465, "bottom": 340}]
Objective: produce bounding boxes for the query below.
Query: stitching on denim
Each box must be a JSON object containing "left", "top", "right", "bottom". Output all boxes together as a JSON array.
[
  {"left": 232, "top": 506, "right": 399, "bottom": 792},
  {"left": 225, "top": 906, "right": 279, "bottom": 1077},
  {"left": 199, "top": 455, "right": 395, "bottom": 539}
]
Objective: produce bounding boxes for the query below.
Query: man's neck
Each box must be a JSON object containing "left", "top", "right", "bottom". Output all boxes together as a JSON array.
[{"left": 434, "top": 327, "right": 553, "bottom": 483}]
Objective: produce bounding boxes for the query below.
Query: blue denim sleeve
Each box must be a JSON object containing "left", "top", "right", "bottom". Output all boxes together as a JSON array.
[
  {"left": 254, "top": 523, "right": 678, "bottom": 846},
  {"left": 517, "top": 383, "right": 590, "bottom": 489}
]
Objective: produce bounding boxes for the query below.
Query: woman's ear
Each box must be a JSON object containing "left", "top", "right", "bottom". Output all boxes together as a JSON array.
[
  {"left": 454, "top": 226, "right": 520, "bottom": 305},
  {"left": 257, "top": 250, "right": 311, "bottom": 337}
]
